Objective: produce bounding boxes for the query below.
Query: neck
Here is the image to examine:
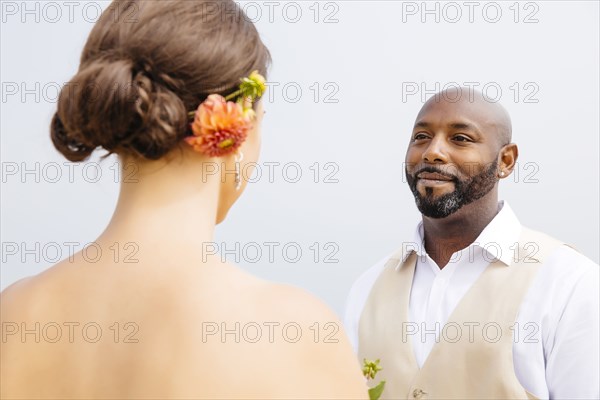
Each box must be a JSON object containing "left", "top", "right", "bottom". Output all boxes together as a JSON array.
[
  {"left": 96, "top": 152, "right": 222, "bottom": 267},
  {"left": 422, "top": 190, "right": 500, "bottom": 268}
]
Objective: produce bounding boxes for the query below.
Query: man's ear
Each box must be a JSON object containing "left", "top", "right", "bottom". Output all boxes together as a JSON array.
[{"left": 498, "top": 143, "right": 518, "bottom": 178}]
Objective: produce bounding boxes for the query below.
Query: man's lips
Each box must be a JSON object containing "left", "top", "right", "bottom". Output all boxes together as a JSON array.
[{"left": 417, "top": 172, "right": 454, "bottom": 181}]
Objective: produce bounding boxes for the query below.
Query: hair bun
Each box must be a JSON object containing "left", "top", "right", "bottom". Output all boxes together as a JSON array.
[
  {"left": 50, "top": 112, "right": 95, "bottom": 162},
  {"left": 51, "top": 57, "right": 187, "bottom": 161},
  {"left": 51, "top": 0, "right": 270, "bottom": 162}
]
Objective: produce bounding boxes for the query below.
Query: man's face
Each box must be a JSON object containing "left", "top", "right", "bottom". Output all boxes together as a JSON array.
[{"left": 404, "top": 98, "right": 501, "bottom": 219}]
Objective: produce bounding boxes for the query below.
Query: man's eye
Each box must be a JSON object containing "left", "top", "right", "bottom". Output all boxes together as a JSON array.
[
  {"left": 413, "top": 133, "right": 429, "bottom": 140},
  {"left": 453, "top": 135, "right": 471, "bottom": 142}
]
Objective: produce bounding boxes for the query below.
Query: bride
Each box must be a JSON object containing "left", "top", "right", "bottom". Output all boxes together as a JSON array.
[{"left": 0, "top": 1, "right": 367, "bottom": 398}]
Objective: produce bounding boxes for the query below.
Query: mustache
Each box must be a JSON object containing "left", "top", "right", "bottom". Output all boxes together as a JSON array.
[{"left": 413, "top": 166, "right": 458, "bottom": 181}]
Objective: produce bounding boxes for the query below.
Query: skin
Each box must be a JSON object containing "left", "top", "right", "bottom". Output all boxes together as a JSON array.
[
  {"left": 405, "top": 88, "right": 518, "bottom": 268},
  {"left": 1, "top": 101, "right": 368, "bottom": 399}
]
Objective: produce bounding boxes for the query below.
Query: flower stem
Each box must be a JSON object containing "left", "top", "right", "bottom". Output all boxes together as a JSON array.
[{"left": 224, "top": 89, "right": 242, "bottom": 101}]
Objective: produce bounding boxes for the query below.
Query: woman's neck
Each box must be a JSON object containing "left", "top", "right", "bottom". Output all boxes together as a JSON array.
[{"left": 96, "top": 153, "right": 222, "bottom": 266}]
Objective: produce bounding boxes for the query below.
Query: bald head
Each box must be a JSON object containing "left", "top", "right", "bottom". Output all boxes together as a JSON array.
[{"left": 416, "top": 87, "right": 512, "bottom": 149}]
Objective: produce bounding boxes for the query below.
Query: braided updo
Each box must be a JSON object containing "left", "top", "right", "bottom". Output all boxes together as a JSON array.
[{"left": 51, "top": 0, "right": 270, "bottom": 161}]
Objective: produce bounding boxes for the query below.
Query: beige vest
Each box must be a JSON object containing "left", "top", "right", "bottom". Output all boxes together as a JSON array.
[{"left": 358, "top": 227, "right": 562, "bottom": 399}]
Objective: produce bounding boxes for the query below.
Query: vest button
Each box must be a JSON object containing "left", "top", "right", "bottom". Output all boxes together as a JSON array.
[{"left": 412, "top": 388, "right": 427, "bottom": 399}]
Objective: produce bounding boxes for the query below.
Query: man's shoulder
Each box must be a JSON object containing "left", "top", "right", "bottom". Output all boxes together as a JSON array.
[
  {"left": 522, "top": 228, "right": 600, "bottom": 301},
  {"left": 544, "top": 243, "right": 599, "bottom": 278},
  {"left": 520, "top": 225, "right": 598, "bottom": 270},
  {"left": 519, "top": 226, "right": 568, "bottom": 252}
]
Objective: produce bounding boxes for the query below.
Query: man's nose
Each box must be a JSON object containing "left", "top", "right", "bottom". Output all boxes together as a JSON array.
[{"left": 422, "top": 135, "right": 448, "bottom": 164}]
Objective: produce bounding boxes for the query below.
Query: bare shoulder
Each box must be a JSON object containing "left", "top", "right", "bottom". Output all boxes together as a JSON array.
[
  {"left": 1, "top": 276, "right": 34, "bottom": 318},
  {"left": 249, "top": 282, "right": 368, "bottom": 399},
  {"left": 1, "top": 273, "right": 45, "bottom": 319},
  {"left": 216, "top": 263, "right": 342, "bottom": 320},
  {"left": 0, "top": 260, "right": 76, "bottom": 321},
  {"left": 173, "top": 267, "right": 368, "bottom": 398},
  {"left": 262, "top": 282, "right": 334, "bottom": 313}
]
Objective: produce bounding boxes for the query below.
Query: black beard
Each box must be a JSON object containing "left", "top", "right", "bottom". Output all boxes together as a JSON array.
[{"left": 406, "top": 160, "right": 499, "bottom": 219}]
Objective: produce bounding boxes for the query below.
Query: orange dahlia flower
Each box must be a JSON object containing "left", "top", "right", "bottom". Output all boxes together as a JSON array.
[{"left": 185, "top": 94, "right": 253, "bottom": 157}]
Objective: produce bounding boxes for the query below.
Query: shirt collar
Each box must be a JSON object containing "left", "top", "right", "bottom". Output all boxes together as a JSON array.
[{"left": 399, "top": 201, "right": 522, "bottom": 267}]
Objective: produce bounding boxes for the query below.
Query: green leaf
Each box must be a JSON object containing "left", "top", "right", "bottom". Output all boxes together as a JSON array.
[{"left": 368, "top": 380, "right": 386, "bottom": 400}]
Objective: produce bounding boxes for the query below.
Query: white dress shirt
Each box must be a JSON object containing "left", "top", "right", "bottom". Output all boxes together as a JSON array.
[{"left": 344, "top": 201, "right": 599, "bottom": 399}]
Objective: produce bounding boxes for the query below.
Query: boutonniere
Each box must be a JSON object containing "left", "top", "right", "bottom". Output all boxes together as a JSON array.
[{"left": 363, "top": 358, "right": 386, "bottom": 400}]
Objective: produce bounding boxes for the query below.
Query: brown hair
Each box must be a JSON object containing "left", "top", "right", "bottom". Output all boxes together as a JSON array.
[{"left": 51, "top": 0, "right": 270, "bottom": 161}]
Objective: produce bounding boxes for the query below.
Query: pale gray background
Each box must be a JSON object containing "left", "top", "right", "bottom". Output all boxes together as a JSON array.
[{"left": 2, "top": 1, "right": 599, "bottom": 316}]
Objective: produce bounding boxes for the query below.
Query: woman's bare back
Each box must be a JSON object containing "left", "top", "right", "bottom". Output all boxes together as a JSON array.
[{"left": 1, "top": 251, "right": 367, "bottom": 399}]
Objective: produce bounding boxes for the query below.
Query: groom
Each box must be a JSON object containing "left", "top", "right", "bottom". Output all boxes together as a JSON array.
[{"left": 345, "top": 88, "right": 599, "bottom": 399}]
